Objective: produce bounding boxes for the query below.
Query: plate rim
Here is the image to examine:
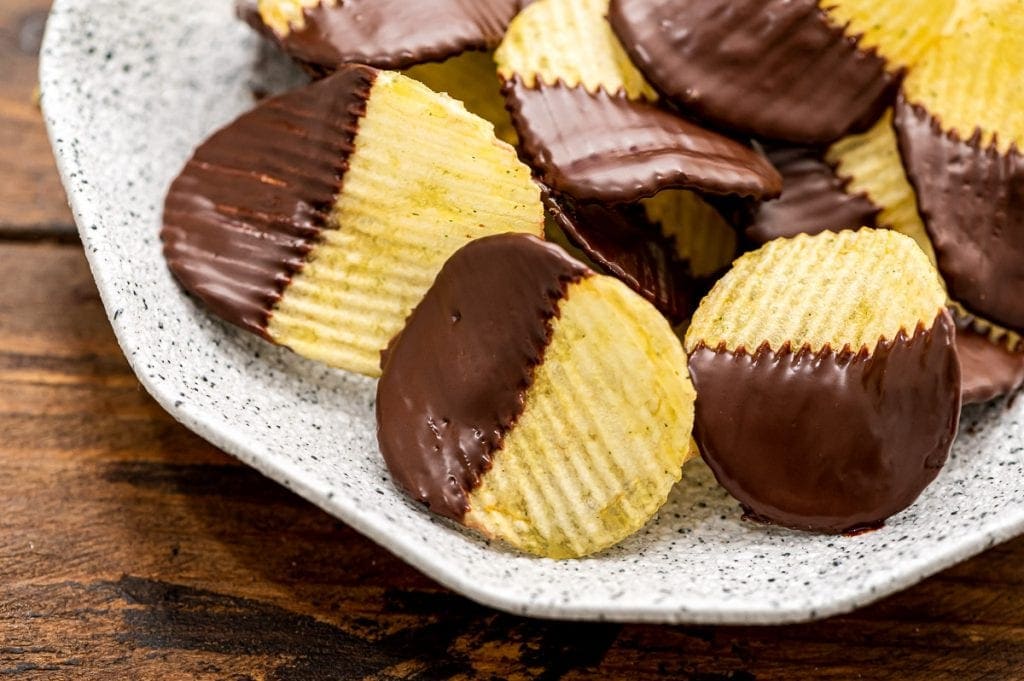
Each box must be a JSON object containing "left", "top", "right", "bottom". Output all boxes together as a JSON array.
[{"left": 38, "top": 0, "right": 1024, "bottom": 625}]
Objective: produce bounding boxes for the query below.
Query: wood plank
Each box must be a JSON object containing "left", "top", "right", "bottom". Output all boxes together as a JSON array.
[
  {"left": 2, "top": 241, "right": 1024, "bottom": 679},
  {"left": 0, "top": 0, "right": 76, "bottom": 238}
]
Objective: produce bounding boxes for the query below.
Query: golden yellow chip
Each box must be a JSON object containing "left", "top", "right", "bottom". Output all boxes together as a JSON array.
[
  {"left": 826, "top": 110, "right": 935, "bottom": 263},
  {"left": 902, "top": 0, "right": 1024, "bottom": 155},
  {"left": 495, "top": 0, "right": 657, "bottom": 100},
  {"left": 163, "top": 66, "right": 543, "bottom": 378},
  {"left": 377, "top": 235, "right": 696, "bottom": 558},
  {"left": 641, "top": 190, "right": 738, "bottom": 279},
  {"left": 404, "top": 51, "right": 518, "bottom": 145},
  {"left": 684, "top": 228, "right": 959, "bottom": 534},
  {"left": 685, "top": 229, "right": 947, "bottom": 355},
  {"left": 820, "top": 0, "right": 956, "bottom": 70}
]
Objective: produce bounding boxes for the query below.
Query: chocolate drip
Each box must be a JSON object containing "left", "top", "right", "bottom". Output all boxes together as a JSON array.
[
  {"left": 609, "top": 0, "right": 898, "bottom": 144},
  {"left": 746, "top": 145, "right": 881, "bottom": 244},
  {"left": 688, "top": 311, "right": 960, "bottom": 533},
  {"left": 268, "top": 0, "right": 521, "bottom": 71},
  {"left": 895, "top": 96, "right": 1024, "bottom": 335},
  {"left": 546, "top": 196, "right": 696, "bottom": 323},
  {"left": 957, "top": 324, "right": 1024, "bottom": 405},
  {"left": 504, "top": 78, "right": 782, "bottom": 204},
  {"left": 162, "top": 65, "right": 376, "bottom": 337},
  {"left": 377, "top": 234, "right": 589, "bottom": 520}
]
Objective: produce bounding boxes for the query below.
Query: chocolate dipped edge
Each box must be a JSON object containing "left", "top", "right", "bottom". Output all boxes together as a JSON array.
[
  {"left": 608, "top": 0, "right": 900, "bottom": 145},
  {"left": 688, "top": 310, "right": 960, "bottom": 533},
  {"left": 269, "top": 0, "right": 522, "bottom": 71},
  {"left": 746, "top": 145, "right": 881, "bottom": 244},
  {"left": 894, "top": 95, "right": 1024, "bottom": 335},
  {"left": 161, "top": 65, "right": 377, "bottom": 338},
  {"left": 376, "top": 233, "right": 590, "bottom": 521},
  {"left": 502, "top": 77, "right": 782, "bottom": 205}
]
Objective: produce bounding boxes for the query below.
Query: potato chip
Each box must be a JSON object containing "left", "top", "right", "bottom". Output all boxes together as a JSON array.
[
  {"left": 252, "top": 0, "right": 521, "bottom": 71},
  {"left": 377, "top": 234, "right": 696, "bottom": 558},
  {"left": 684, "top": 229, "right": 959, "bottom": 533},
  {"left": 163, "top": 66, "right": 543, "bottom": 377}
]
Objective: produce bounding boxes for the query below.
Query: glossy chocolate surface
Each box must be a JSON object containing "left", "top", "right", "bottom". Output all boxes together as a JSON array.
[
  {"left": 746, "top": 145, "right": 880, "bottom": 243},
  {"left": 688, "top": 312, "right": 961, "bottom": 533},
  {"left": 609, "top": 0, "right": 897, "bottom": 144},
  {"left": 377, "top": 234, "right": 589, "bottom": 521},
  {"left": 895, "top": 96, "right": 1024, "bottom": 335},
  {"left": 162, "top": 65, "right": 376, "bottom": 337},
  {"left": 957, "top": 324, "right": 1024, "bottom": 405},
  {"left": 504, "top": 78, "right": 782, "bottom": 204},
  {"left": 546, "top": 196, "right": 696, "bottom": 323},
  {"left": 267, "top": 0, "right": 521, "bottom": 71}
]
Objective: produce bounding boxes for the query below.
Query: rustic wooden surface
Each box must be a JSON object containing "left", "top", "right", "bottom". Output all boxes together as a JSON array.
[
  {"left": 4, "top": 2, "right": 1024, "bottom": 679},
  {"left": 0, "top": 0, "right": 74, "bottom": 239}
]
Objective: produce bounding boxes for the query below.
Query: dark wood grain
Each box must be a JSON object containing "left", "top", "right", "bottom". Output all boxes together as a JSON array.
[
  {"left": 0, "top": 0, "right": 75, "bottom": 238},
  {"left": 4, "top": 1, "right": 1024, "bottom": 678}
]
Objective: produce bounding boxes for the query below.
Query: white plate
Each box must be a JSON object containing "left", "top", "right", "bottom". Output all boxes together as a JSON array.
[{"left": 40, "top": 0, "right": 1024, "bottom": 624}]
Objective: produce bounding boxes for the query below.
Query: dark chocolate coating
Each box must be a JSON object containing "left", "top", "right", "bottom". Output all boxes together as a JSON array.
[
  {"left": 162, "top": 65, "right": 376, "bottom": 337},
  {"left": 266, "top": 0, "right": 522, "bottom": 71},
  {"left": 546, "top": 195, "right": 696, "bottom": 323},
  {"left": 895, "top": 96, "right": 1024, "bottom": 335},
  {"left": 504, "top": 78, "right": 782, "bottom": 204},
  {"left": 609, "top": 0, "right": 898, "bottom": 144},
  {"left": 688, "top": 311, "right": 960, "bottom": 533},
  {"left": 957, "top": 325, "right": 1024, "bottom": 405},
  {"left": 377, "top": 234, "right": 589, "bottom": 521},
  {"left": 746, "top": 145, "right": 881, "bottom": 244}
]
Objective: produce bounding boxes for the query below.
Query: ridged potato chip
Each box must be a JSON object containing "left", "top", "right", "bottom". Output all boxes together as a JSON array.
[
  {"left": 404, "top": 51, "right": 518, "bottom": 145},
  {"left": 250, "top": 0, "right": 521, "bottom": 71},
  {"left": 685, "top": 229, "right": 959, "bottom": 533},
  {"left": 377, "top": 234, "right": 696, "bottom": 558},
  {"left": 609, "top": 0, "right": 903, "bottom": 144},
  {"left": 163, "top": 66, "right": 543, "bottom": 378},
  {"left": 496, "top": 0, "right": 781, "bottom": 204},
  {"left": 820, "top": 0, "right": 955, "bottom": 70},
  {"left": 495, "top": 0, "right": 655, "bottom": 99},
  {"left": 547, "top": 190, "right": 739, "bottom": 323},
  {"left": 895, "top": 0, "right": 1024, "bottom": 335},
  {"left": 686, "top": 230, "right": 946, "bottom": 354},
  {"left": 826, "top": 111, "right": 935, "bottom": 261},
  {"left": 641, "top": 190, "right": 739, "bottom": 280}
]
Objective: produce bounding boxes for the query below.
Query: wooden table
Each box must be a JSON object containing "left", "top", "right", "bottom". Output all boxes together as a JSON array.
[{"left": 3, "top": 3, "right": 1024, "bottom": 679}]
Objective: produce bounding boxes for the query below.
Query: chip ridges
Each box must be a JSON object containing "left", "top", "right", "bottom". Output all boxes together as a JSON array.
[
  {"left": 900, "top": 0, "right": 1024, "bottom": 156},
  {"left": 377, "top": 234, "right": 589, "bottom": 522},
  {"left": 820, "top": 0, "right": 956, "bottom": 70},
  {"left": 826, "top": 109, "right": 936, "bottom": 262},
  {"left": 641, "top": 190, "right": 738, "bottom": 279},
  {"left": 404, "top": 51, "right": 518, "bottom": 145},
  {"left": 267, "top": 71, "right": 544, "bottom": 375},
  {"left": 545, "top": 195, "right": 695, "bottom": 323},
  {"left": 162, "top": 65, "right": 375, "bottom": 339},
  {"left": 465, "top": 274, "right": 696, "bottom": 558},
  {"left": 495, "top": 0, "right": 656, "bottom": 100},
  {"left": 684, "top": 229, "right": 948, "bottom": 355},
  {"left": 256, "top": 0, "right": 521, "bottom": 71}
]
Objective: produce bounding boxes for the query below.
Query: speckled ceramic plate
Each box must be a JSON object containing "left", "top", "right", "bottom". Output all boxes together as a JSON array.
[{"left": 40, "top": 0, "right": 1024, "bottom": 625}]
